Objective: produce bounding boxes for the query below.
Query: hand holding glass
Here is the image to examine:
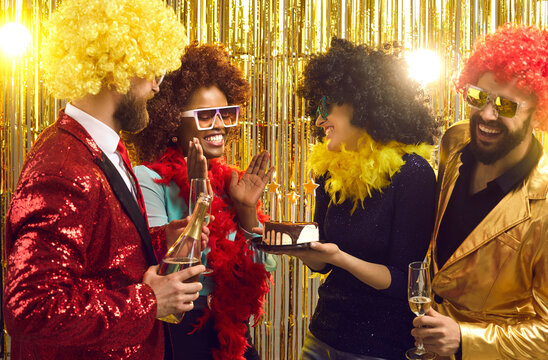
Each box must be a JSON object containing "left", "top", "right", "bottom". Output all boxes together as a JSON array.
[{"left": 405, "top": 261, "right": 436, "bottom": 360}]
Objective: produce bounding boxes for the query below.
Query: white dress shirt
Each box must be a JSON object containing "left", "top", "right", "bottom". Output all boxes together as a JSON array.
[{"left": 65, "top": 103, "right": 137, "bottom": 200}]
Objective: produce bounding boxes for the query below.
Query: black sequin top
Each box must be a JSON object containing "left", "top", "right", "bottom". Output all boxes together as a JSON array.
[{"left": 309, "top": 154, "right": 436, "bottom": 359}]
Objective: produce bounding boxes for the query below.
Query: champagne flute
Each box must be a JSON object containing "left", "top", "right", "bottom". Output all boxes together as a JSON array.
[
  {"left": 406, "top": 261, "right": 436, "bottom": 360},
  {"left": 189, "top": 178, "right": 212, "bottom": 274},
  {"left": 189, "top": 178, "right": 212, "bottom": 225}
]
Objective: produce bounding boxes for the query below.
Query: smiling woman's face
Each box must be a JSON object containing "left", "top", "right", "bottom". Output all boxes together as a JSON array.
[
  {"left": 315, "top": 102, "right": 366, "bottom": 151},
  {"left": 178, "top": 86, "right": 229, "bottom": 159}
]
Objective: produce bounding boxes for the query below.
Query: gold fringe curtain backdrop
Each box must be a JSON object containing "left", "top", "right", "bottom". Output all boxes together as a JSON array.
[
  {"left": 1, "top": 0, "right": 66, "bottom": 357},
  {"left": 1, "top": 1, "right": 548, "bottom": 359}
]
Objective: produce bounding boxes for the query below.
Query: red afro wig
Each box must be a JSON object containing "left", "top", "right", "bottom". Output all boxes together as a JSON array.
[{"left": 456, "top": 23, "right": 548, "bottom": 131}]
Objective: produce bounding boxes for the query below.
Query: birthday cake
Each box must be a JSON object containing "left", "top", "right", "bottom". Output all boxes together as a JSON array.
[{"left": 261, "top": 221, "right": 319, "bottom": 247}]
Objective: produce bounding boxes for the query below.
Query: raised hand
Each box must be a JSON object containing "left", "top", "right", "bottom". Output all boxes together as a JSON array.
[
  {"left": 228, "top": 150, "right": 274, "bottom": 209},
  {"left": 186, "top": 138, "right": 208, "bottom": 180}
]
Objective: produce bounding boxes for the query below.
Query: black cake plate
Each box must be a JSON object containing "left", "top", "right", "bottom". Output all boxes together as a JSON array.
[{"left": 249, "top": 236, "right": 316, "bottom": 252}]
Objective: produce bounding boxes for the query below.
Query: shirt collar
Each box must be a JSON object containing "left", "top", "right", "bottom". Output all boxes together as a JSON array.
[
  {"left": 461, "top": 135, "right": 542, "bottom": 194},
  {"left": 496, "top": 136, "right": 542, "bottom": 193},
  {"left": 65, "top": 102, "right": 119, "bottom": 156}
]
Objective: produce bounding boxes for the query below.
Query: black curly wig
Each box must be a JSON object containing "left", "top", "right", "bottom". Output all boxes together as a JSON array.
[
  {"left": 124, "top": 41, "right": 250, "bottom": 164},
  {"left": 298, "top": 37, "right": 439, "bottom": 145}
]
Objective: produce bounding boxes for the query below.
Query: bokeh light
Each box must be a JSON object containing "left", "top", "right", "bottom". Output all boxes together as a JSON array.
[
  {"left": 0, "top": 22, "right": 32, "bottom": 57},
  {"left": 405, "top": 49, "right": 442, "bottom": 85}
]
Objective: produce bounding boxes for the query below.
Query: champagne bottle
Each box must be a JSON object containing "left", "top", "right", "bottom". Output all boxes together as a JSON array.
[{"left": 157, "top": 192, "right": 212, "bottom": 324}]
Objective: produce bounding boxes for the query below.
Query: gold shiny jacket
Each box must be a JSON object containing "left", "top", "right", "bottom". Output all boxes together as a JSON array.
[{"left": 427, "top": 122, "right": 548, "bottom": 360}]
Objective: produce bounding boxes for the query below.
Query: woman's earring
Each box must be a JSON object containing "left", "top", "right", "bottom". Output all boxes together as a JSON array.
[{"left": 171, "top": 136, "right": 178, "bottom": 143}]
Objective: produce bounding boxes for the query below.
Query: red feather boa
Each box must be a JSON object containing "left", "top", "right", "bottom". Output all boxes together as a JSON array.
[{"left": 146, "top": 146, "right": 271, "bottom": 360}]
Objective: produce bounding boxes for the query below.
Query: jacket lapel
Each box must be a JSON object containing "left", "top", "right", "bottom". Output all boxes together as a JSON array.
[
  {"left": 430, "top": 147, "right": 465, "bottom": 273},
  {"left": 95, "top": 154, "right": 157, "bottom": 266},
  {"left": 440, "top": 185, "right": 530, "bottom": 270},
  {"left": 56, "top": 111, "right": 157, "bottom": 266},
  {"left": 435, "top": 140, "right": 547, "bottom": 273}
]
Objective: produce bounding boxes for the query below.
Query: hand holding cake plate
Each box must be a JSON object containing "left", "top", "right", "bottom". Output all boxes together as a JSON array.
[{"left": 249, "top": 224, "right": 341, "bottom": 273}]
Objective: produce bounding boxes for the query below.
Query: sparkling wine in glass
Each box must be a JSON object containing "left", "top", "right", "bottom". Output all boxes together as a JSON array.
[
  {"left": 189, "top": 178, "right": 212, "bottom": 274},
  {"left": 189, "top": 178, "right": 212, "bottom": 225},
  {"left": 405, "top": 261, "right": 436, "bottom": 360}
]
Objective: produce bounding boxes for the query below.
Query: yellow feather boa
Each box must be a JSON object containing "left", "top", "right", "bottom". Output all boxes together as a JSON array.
[{"left": 308, "top": 132, "right": 433, "bottom": 213}]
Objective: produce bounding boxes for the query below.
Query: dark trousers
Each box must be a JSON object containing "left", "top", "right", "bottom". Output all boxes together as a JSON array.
[{"left": 167, "top": 297, "right": 260, "bottom": 360}]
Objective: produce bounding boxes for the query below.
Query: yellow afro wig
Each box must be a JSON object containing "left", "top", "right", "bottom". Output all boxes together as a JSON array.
[{"left": 41, "top": 0, "right": 187, "bottom": 100}]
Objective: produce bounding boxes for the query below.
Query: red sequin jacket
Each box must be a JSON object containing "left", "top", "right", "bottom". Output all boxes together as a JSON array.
[{"left": 4, "top": 112, "right": 167, "bottom": 360}]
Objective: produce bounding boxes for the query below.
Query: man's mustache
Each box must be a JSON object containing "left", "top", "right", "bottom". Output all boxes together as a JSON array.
[{"left": 470, "top": 112, "right": 506, "bottom": 133}]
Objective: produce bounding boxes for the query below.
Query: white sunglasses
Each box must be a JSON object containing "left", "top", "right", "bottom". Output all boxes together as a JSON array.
[
  {"left": 181, "top": 105, "right": 240, "bottom": 130},
  {"left": 154, "top": 74, "right": 165, "bottom": 87}
]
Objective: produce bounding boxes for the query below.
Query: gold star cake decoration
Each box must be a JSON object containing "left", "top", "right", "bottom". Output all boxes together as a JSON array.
[
  {"left": 303, "top": 178, "right": 319, "bottom": 196},
  {"left": 286, "top": 191, "right": 300, "bottom": 204},
  {"left": 267, "top": 180, "right": 280, "bottom": 194}
]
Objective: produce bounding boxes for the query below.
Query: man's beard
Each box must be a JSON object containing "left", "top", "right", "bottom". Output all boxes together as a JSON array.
[
  {"left": 469, "top": 112, "right": 531, "bottom": 164},
  {"left": 114, "top": 92, "right": 149, "bottom": 133}
]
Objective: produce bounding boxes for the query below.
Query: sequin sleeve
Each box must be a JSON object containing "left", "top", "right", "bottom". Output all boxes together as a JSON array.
[
  {"left": 4, "top": 173, "right": 158, "bottom": 348},
  {"left": 149, "top": 225, "right": 168, "bottom": 261}
]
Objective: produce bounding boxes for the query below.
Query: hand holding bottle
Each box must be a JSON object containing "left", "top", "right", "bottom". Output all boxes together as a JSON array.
[
  {"left": 143, "top": 264, "right": 205, "bottom": 319},
  {"left": 156, "top": 193, "right": 212, "bottom": 323}
]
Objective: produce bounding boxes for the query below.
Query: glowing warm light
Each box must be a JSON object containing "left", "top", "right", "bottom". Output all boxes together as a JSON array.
[
  {"left": 405, "top": 49, "right": 441, "bottom": 85},
  {"left": 0, "top": 22, "right": 32, "bottom": 57}
]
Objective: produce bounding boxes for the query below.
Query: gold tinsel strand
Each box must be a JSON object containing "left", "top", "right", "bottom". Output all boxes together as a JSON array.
[{"left": 1, "top": 1, "right": 548, "bottom": 359}]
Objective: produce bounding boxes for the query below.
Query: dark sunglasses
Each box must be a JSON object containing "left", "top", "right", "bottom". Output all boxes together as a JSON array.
[
  {"left": 181, "top": 105, "right": 240, "bottom": 130},
  {"left": 464, "top": 84, "right": 524, "bottom": 118},
  {"left": 315, "top": 96, "right": 328, "bottom": 120}
]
